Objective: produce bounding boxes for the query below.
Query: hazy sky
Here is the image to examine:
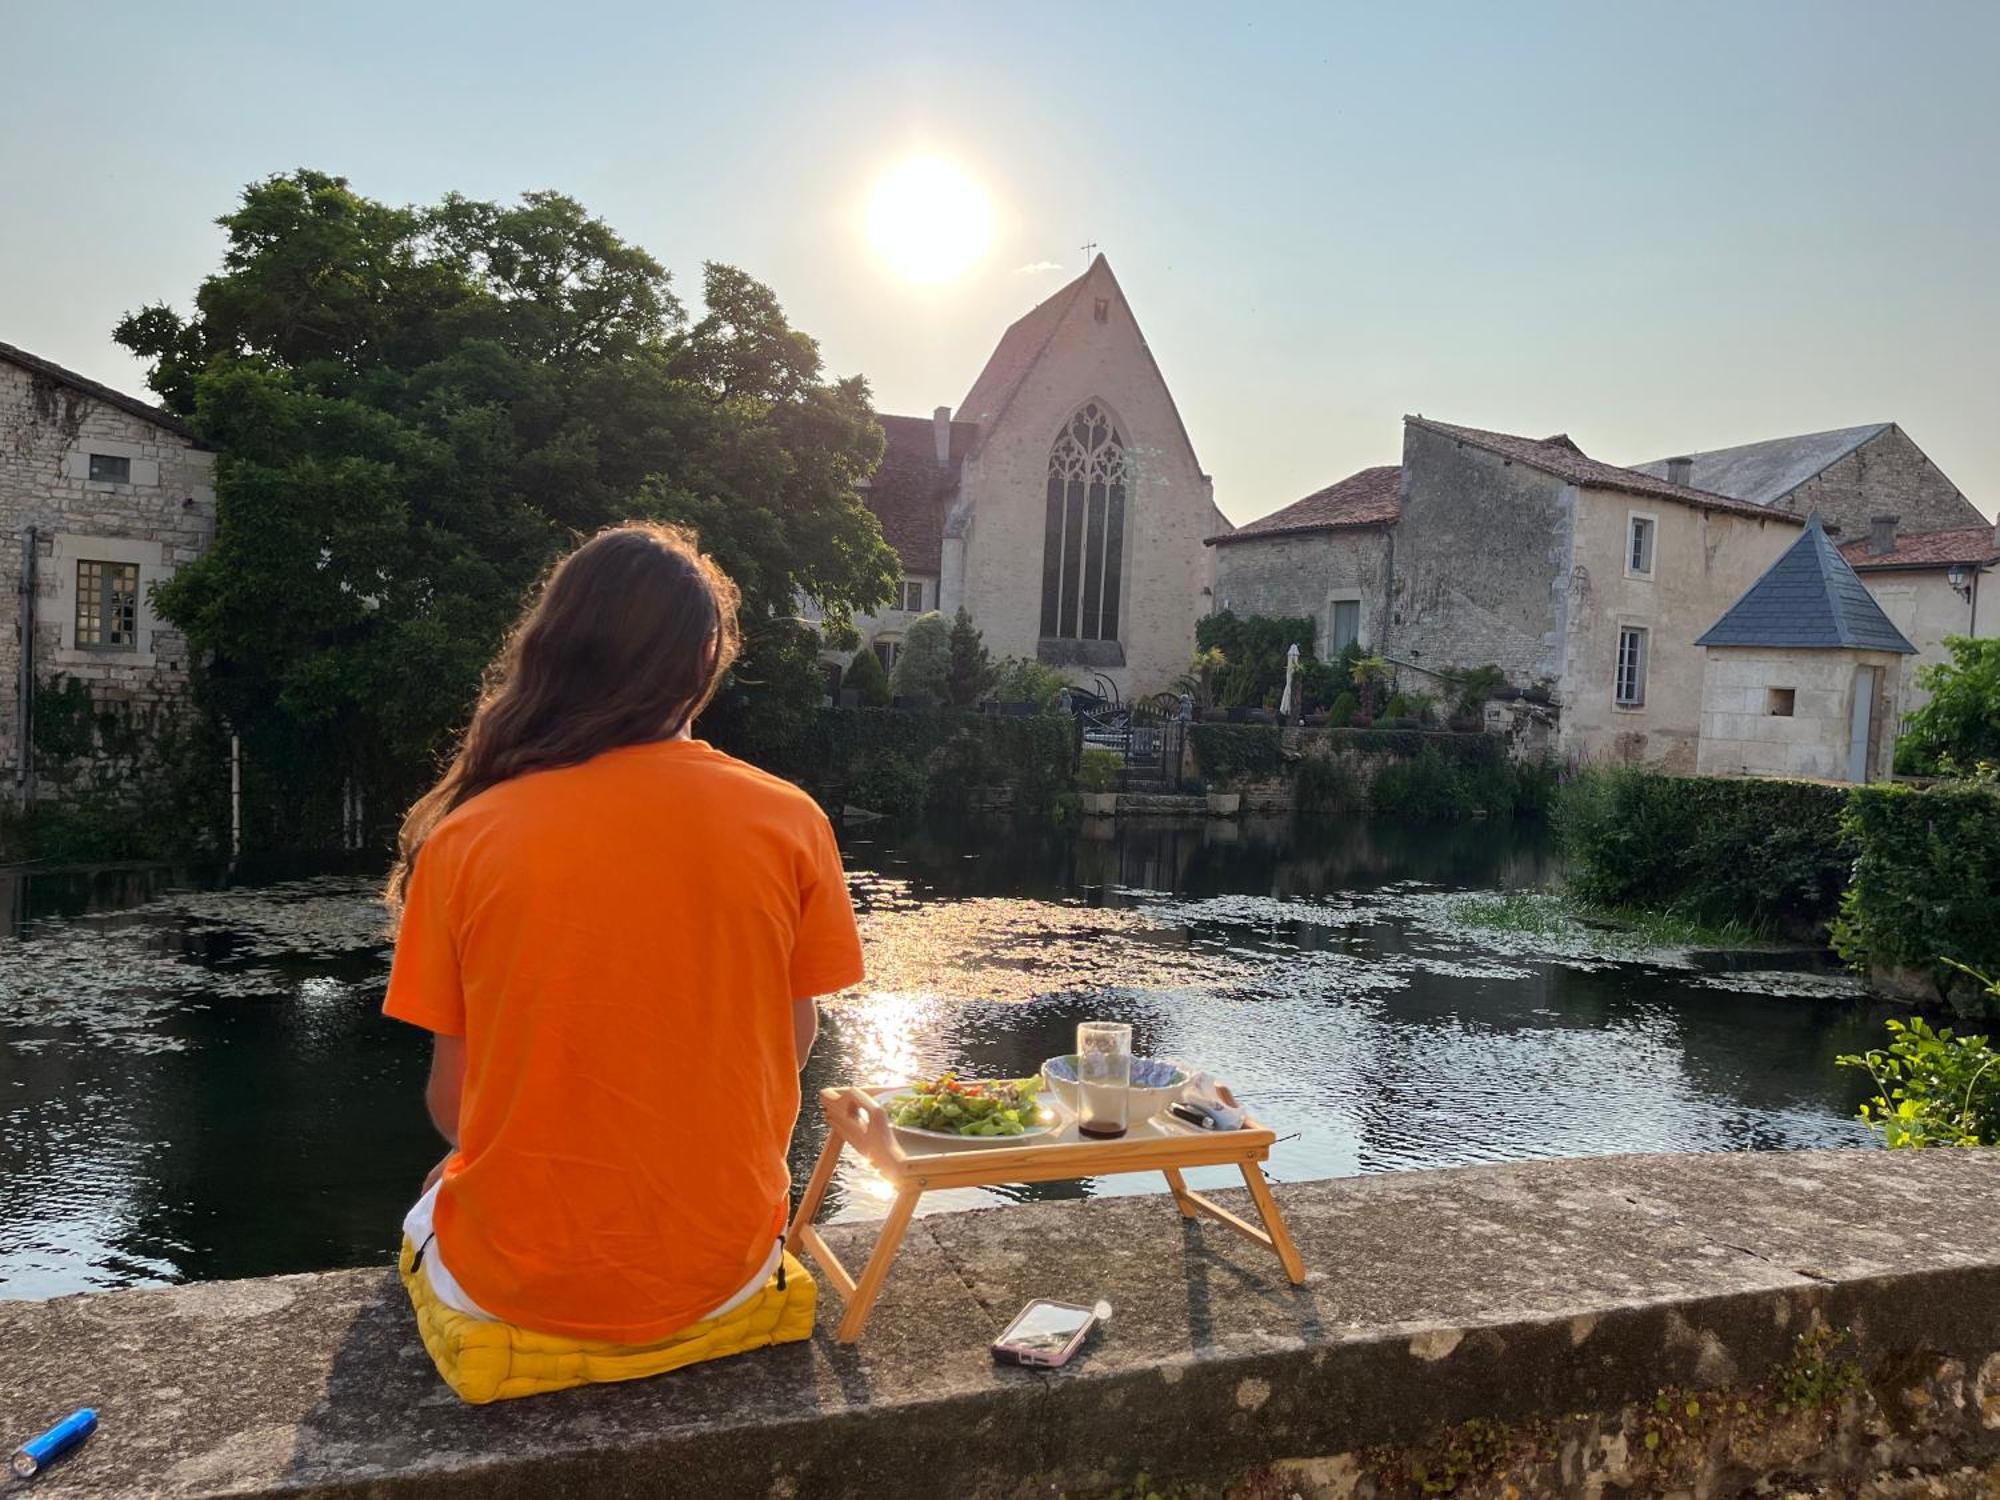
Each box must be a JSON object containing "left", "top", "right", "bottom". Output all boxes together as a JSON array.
[{"left": 4, "top": 1, "right": 1995, "bottom": 525}]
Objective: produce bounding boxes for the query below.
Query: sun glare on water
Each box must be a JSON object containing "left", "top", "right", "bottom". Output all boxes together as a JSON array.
[{"left": 866, "top": 156, "right": 992, "bottom": 283}]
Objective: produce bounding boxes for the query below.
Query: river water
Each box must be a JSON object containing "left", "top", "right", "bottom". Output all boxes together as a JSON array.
[{"left": 0, "top": 816, "right": 1883, "bottom": 1301}]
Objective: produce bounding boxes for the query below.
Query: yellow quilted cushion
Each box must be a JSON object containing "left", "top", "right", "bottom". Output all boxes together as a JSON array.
[{"left": 397, "top": 1235, "right": 816, "bottom": 1404}]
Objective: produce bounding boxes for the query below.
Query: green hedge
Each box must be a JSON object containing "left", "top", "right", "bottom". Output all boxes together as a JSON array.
[
  {"left": 1187, "top": 724, "right": 1285, "bottom": 782},
  {"left": 788, "top": 707, "right": 1078, "bottom": 816},
  {"left": 1554, "top": 768, "right": 1853, "bottom": 936},
  {"left": 1189, "top": 725, "right": 1502, "bottom": 785},
  {"left": 1833, "top": 782, "right": 2000, "bottom": 1001}
]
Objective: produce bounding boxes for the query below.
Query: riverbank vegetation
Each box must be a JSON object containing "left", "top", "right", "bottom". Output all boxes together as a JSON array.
[
  {"left": 1557, "top": 766, "right": 2000, "bottom": 1012},
  {"left": 1451, "top": 890, "right": 1760, "bottom": 951}
]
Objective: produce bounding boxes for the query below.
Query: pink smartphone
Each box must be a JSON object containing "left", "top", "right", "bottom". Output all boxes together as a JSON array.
[{"left": 991, "top": 1299, "right": 1100, "bottom": 1368}]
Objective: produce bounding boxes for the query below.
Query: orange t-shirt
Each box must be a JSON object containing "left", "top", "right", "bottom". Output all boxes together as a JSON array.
[{"left": 382, "top": 738, "right": 864, "bottom": 1343}]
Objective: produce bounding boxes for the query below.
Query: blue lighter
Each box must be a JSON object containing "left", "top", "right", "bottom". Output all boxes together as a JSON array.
[{"left": 11, "top": 1409, "right": 97, "bottom": 1479}]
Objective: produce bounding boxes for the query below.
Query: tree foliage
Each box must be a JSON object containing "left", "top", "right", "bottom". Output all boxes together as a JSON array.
[
  {"left": 888, "top": 612, "right": 951, "bottom": 705},
  {"left": 843, "top": 646, "right": 891, "bottom": 707},
  {"left": 115, "top": 170, "right": 898, "bottom": 842},
  {"left": 944, "top": 608, "right": 997, "bottom": 708},
  {"left": 1897, "top": 636, "right": 2000, "bottom": 775}
]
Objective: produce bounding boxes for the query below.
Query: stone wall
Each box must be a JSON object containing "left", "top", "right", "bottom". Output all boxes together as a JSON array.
[
  {"left": 5, "top": 1150, "right": 1999, "bottom": 1499},
  {"left": 0, "top": 357, "right": 216, "bottom": 794},
  {"left": 1212, "top": 526, "right": 1392, "bottom": 657},
  {"left": 1698, "top": 645, "right": 1904, "bottom": 782},
  {"left": 953, "top": 258, "right": 1217, "bottom": 701},
  {"left": 1559, "top": 486, "right": 1799, "bottom": 772},
  {"left": 1387, "top": 422, "right": 1571, "bottom": 687},
  {"left": 1776, "top": 425, "right": 1987, "bottom": 539}
]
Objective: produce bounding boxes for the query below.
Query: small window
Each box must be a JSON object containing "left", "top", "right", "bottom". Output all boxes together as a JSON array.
[
  {"left": 76, "top": 560, "right": 140, "bottom": 650},
  {"left": 1767, "top": 687, "right": 1796, "bottom": 717},
  {"left": 1093, "top": 298, "right": 1110, "bottom": 323},
  {"left": 898, "top": 579, "right": 925, "bottom": 613},
  {"left": 873, "top": 639, "right": 899, "bottom": 672},
  {"left": 1627, "top": 514, "right": 1656, "bottom": 577},
  {"left": 1330, "top": 599, "right": 1361, "bottom": 654},
  {"left": 88, "top": 453, "right": 131, "bottom": 484},
  {"left": 1614, "top": 626, "right": 1647, "bottom": 707}
]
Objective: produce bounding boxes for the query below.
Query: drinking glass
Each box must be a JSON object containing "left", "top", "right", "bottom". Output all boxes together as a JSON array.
[{"left": 1076, "top": 1021, "right": 1133, "bottom": 1139}]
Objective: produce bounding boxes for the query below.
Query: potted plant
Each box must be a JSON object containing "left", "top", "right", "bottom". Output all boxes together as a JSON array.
[{"left": 1077, "top": 748, "right": 1122, "bottom": 816}]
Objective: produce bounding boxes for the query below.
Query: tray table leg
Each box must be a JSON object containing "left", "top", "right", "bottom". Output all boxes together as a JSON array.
[
  {"left": 1163, "top": 1167, "right": 1200, "bottom": 1220},
  {"left": 836, "top": 1185, "right": 921, "bottom": 1343},
  {"left": 1239, "top": 1164, "right": 1306, "bottom": 1284},
  {"left": 787, "top": 1131, "right": 845, "bottom": 1254}
]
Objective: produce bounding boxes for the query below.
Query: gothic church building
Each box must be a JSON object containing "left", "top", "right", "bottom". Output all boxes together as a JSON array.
[{"left": 849, "top": 256, "right": 1224, "bottom": 700}]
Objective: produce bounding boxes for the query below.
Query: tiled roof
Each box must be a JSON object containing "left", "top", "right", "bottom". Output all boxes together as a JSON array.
[
  {"left": 1632, "top": 424, "right": 1891, "bottom": 508},
  {"left": 1408, "top": 416, "right": 1791, "bottom": 522},
  {"left": 956, "top": 262, "right": 1095, "bottom": 434},
  {"left": 1697, "top": 515, "right": 1916, "bottom": 653},
  {"left": 1208, "top": 465, "right": 1399, "bottom": 545},
  {"left": 0, "top": 339, "right": 206, "bottom": 445},
  {"left": 1840, "top": 523, "right": 2000, "bottom": 572},
  {"left": 863, "top": 414, "right": 977, "bottom": 574}
]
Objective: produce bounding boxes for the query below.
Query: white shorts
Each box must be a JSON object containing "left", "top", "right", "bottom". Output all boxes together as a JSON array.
[{"left": 403, "top": 1182, "right": 783, "bottom": 1327}]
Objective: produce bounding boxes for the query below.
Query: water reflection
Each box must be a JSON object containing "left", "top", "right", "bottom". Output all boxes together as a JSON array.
[{"left": 2, "top": 819, "right": 1881, "bottom": 1299}]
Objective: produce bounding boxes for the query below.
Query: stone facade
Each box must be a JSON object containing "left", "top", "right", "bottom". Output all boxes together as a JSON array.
[
  {"left": 1392, "top": 421, "right": 1800, "bottom": 770},
  {"left": 1697, "top": 646, "right": 1903, "bottom": 781},
  {"left": 1212, "top": 526, "right": 1391, "bottom": 656},
  {"left": 0, "top": 347, "right": 216, "bottom": 796},
  {"left": 856, "top": 258, "right": 1221, "bottom": 703},
  {"left": 1769, "top": 425, "right": 1984, "bottom": 539}
]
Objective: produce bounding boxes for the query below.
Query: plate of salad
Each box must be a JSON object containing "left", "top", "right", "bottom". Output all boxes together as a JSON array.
[{"left": 877, "top": 1073, "right": 1060, "bottom": 1150}]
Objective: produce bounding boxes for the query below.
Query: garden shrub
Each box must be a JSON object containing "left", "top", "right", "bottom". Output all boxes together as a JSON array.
[
  {"left": 1832, "top": 781, "right": 2000, "bottom": 1003},
  {"left": 1196, "top": 610, "right": 1321, "bottom": 710},
  {"left": 1838, "top": 1005, "right": 2000, "bottom": 1147},
  {"left": 1327, "top": 691, "right": 1358, "bottom": 727},
  {"left": 843, "top": 647, "right": 891, "bottom": 706},
  {"left": 848, "top": 751, "right": 927, "bottom": 814},
  {"left": 1894, "top": 637, "right": 2000, "bottom": 775},
  {"left": 1370, "top": 747, "right": 1514, "bottom": 821},
  {"left": 1554, "top": 768, "right": 1852, "bottom": 936},
  {"left": 1188, "top": 724, "right": 1284, "bottom": 783},
  {"left": 1077, "top": 749, "right": 1123, "bottom": 793},
  {"left": 993, "top": 656, "right": 1070, "bottom": 711},
  {"left": 1295, "top": 753, "right": 1359, "bottom": 815},
  {"left": 791, "top": 707, "right": 1077, "bottom": 817},
  {"left": 887, "top": 612, "right": 951, "bottom": 703}
]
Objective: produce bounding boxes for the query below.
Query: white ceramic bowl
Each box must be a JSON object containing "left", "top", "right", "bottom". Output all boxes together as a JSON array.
[{"left": 1039, "top": 1055, "right": 1190, "bottom": 1124}]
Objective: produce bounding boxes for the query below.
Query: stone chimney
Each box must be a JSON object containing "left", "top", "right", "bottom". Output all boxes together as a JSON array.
[
  {"left": 933, "top": 406, "right": 952, "bottom": 467},
  {"left": 1665, "top": 456, "right": 1693, "bottom": 487},
  {"left": 1868, "top": 514, "right": 1900, "bottom": 556}
]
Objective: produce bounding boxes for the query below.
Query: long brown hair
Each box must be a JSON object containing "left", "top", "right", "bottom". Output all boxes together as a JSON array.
[{"left": 388, "top": 522, "right": 741, "bottom": 914}]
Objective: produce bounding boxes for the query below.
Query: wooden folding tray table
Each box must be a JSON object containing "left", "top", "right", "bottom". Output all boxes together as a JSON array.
[{"left": 786, "top": 1084, "right": 1306, "bottom": 1342}]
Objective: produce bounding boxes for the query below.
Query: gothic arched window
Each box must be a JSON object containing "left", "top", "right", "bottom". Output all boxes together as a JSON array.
[{"left": 1040, "top": 402, "right": 1128, "bottom": 641}]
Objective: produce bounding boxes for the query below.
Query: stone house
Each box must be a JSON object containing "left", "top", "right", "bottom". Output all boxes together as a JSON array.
[
  {"left": 1388, "top": 418, "right": 1802, "bottom": 770},
  {"left": 1695, "top": 516, "right": 1915, "bottom": 782},
  {"left": 839, "top": 257, "right": 1226, "bottom": 701},
  {"left": 1837, "top": 517, "right": 1999, "bottom": 725},
  {"left": 0, "top": 341, "right": 217, "bottom": 798},
  {"left": 1207, "top": 465, "right": 1397, "bottom": 656},
  {"left": 1631, "top": 423, "right": 1986, "bottom": 543}
]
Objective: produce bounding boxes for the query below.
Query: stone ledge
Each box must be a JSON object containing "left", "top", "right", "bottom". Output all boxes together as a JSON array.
[{"left": 5, "top": 1149, "right": 2000, "bottom": 1498}]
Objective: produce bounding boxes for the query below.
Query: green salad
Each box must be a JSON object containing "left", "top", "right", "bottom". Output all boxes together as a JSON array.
[{"left": 886, "top": 1073, "right": 1046, "bottom": 1136}]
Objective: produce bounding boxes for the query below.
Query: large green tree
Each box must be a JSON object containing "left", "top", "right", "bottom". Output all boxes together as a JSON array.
[{"left": 118, "top": 171, "right": 898, "bottom": 844}]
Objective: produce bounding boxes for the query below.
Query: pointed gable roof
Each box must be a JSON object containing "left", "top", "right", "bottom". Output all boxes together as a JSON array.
[
  {"left": 1632, "top": 424, "right": 1892, "bottom": 509},
  {"left": 955, "top": 255, "right": 1205, "bottom": 471},
  {"left": 955, "top": 263, "right": 1094, "bottom": 434},
  {"left": 0, "top": 338, "right": 206, "bottom": 446},
  {"left": 1696, "top": 515, "right": 1916, "bottom": 652}
]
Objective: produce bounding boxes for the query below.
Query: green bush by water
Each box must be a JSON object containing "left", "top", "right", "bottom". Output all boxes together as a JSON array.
[
  {"left": 1554, "top": 768, "right": 1852, "bottom": 937},
  {"left": 1838, "top": 996, "right": 2000, "bottom": 1148},
  {"left": 795, "top": 707, "right": 1078, "bottom": 818},
  {"left": 1831, "top": 781, "right": 2000, "bottom": 1002}
]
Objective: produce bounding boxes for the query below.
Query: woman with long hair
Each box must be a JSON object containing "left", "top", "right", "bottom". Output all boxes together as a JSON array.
[{"left": 383, "top": 522, "right": 862, "bottom": 1353}]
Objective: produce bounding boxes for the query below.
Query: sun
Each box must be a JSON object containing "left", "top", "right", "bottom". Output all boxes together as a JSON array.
[{"left": 866, "top": 156, "right": 992, "bottom": 284}]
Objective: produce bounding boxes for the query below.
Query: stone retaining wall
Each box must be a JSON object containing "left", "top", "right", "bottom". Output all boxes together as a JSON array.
[{"left": 5, "top": 1150, "right": 1999, "bottom": 1498}]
